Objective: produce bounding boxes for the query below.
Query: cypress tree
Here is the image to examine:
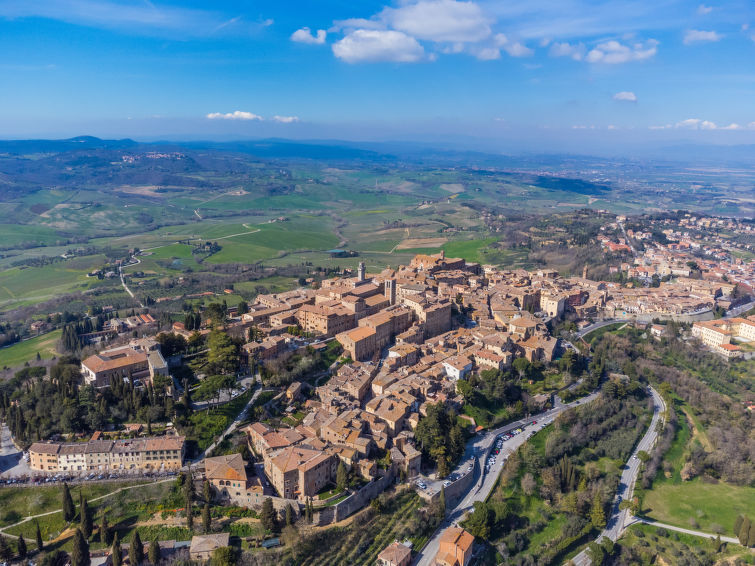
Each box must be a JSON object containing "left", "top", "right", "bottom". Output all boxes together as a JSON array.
[
  {"left": 148, "top": 539, "right": 160, "bottom": 565},
  {"left": 100, "top": 514, "right": 111, "bottom": 545},
  {"left": 203, "top": 480, "right": 212, "bottom": 503},
  {"left": 111, "top": 533, "right": 122, "bottom": 566},
  {"left": 336, "top": 461, "right": 348, "bottom": 491},
  {"left": 62, "top": 483, "right": 76, "bottom": 522},
  {"left": 17, "top": 534, "right": 27, "bottom": 559},
  {"left": 0, "top": 536, "right": 10, "bottom": 562},
  {"left": 80, "top": 498, "right": 93, "bottom": 538},
  {"left": 591, "top": 494, "right": 606, "bottom": 529},
  {"left": 260, "top": 498, "right": 276, "bottom": 533},
  {"left": 749, "top": 522, "right": 755, "bottom": 548},
  {"left": 439, "top": 485, "right": 447, "bottom": 513},
  {"left": 734, "top": 515, "right": 745, "bottom": 536},
  {"left": 202, "top": 504, "right": 211, "bottom": 533},
  {"left": 185, "top": 496, "right": 194, "bottom": 531},
  {"left": 131, "top": 531, "right": 144, "bottom": 566},
  {"left": 285, "top": 503, "right": 293, "bottom": 527},
  {"left": 71, "top": 528, "right": 90, "bottom": 566},
  {"left": 739, "top": 516, "right": 751, "bottom": 547},
  {"left": 35, "top": 520, "right": 44, "bottom": 552}
]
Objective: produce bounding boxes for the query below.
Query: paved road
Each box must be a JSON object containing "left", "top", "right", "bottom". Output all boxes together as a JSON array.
[
  {"left": 414, "top": 391, "right": 600, "bottom": 566},
  {"left": 576, "top": 319, "right": 626, "bottom": 339},
  {"left": 119, "top": 261, "right": 144, "bottom": 308},
  {"left": 571, "top": 386, "right": 665, "bottom": 566},
  {"left": 193, "top": 375, "right": 267, "bottom": 463},
  {"left": 628, "top": 517, "right": 739, "bottom": 544}
]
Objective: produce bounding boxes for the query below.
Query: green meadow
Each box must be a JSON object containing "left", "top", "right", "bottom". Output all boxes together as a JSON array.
[{"left": 0, "top": 329, "right": 62, "bottom": 368}]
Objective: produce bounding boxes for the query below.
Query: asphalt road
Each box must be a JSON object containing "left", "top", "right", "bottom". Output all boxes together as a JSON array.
[
  {"left": 414, "top": 391, "right": 600, "bottom": 566},
  {"left": 570, "top": 386, "right": 665, "bottom": 566}
]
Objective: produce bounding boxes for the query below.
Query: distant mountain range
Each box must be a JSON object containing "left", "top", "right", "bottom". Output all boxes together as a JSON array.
[{"left": 1, "top": 136, "right": 754, "bottom": 166}]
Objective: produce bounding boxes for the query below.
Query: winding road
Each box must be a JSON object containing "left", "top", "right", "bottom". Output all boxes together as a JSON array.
[
  {"left": 414, "top": 391, "right": 600, "bottom": 566},
  {"left": 570, "top": 386, "right": 666, "bottom": 565}
]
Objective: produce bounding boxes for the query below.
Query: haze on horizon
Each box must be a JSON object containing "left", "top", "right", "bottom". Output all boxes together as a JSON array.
[{"left": 1, "top": 0, "right": 754, "bottom": 154}]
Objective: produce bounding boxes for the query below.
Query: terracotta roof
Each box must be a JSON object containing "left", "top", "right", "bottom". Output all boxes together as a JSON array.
[
  {"left": 190, "top": 533, "right": 230, "bottom": 554},
  {"left": 204, "top": 453, "right": 247, "bottom": 482},
  {"left": 438, "top": 527, "right": 474, "bottom": 552},
  {"left": 82, "top": 347, "right": 147, "bottom": 374},
  {"left": 377, "top": 541, "right": 412, "bottom": 565},
  {"left": 29, "top": 442, "right": 60, "bottom": 455}
]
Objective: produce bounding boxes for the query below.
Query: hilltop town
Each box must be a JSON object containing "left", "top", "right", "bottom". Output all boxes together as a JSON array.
[{"left": 1, "top": 212, "right": 753, "bottom": 565}]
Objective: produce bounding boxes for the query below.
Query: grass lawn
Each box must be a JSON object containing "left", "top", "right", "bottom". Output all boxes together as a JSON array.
[
  {"left": 5, "top": 480, "right": 177, "bottom": 553},
  {"left": 0, "top": 254, "right": 111, "bottom": 310},
  {"left": 441, "top": 238, "right": 498, "bottom": 263},
  {"left": 617, "top": 523, "right": 749, "bottom": 565},
  {"left": 642, "top": 480, "right": 755, "bottom": 535},
  {"left": 583, "top": 322, "right": 627, "bottom": 345},
  {"left": 0, "top": 329, "right": 62, "bottom": 368},
  {"left": 0, "top": 480, "right": 160, "bottom": 529},
  {"left": 184, "top": 389, "right": 254, "bottom": 454}
]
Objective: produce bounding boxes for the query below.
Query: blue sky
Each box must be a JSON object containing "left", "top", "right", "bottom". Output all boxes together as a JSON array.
[{"left": 1, "top": 0, "right": 754, "bottom": 151}]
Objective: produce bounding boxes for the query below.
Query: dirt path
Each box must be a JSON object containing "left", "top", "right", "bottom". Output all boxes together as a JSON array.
[{"left": 0, "top": 479, "right": 173, "bottom": 539}]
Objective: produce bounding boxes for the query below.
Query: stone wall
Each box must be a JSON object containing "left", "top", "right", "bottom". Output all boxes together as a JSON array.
[{"left": 313, "top": 469, "right": 396, "bottom": 525}]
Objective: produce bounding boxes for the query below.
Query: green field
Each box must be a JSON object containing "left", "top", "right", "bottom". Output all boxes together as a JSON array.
[
  {"left": 441, "top": 238, "right": 498, "bottom": 263},
  {"left": 642, "top": 480, "right": 755, "bottom": 535},
  {"left": 0, "top": 224, "right": 64, "bottom": 248},
  {"left": 3, "top": 480, "right": 176, "bottom": 551},
  {"left": 642, "top": 397, "right": 755, "bottom": 535},
  {"left": 0, "top": 254, "right": 112, "bottom": 310},
  {"left": 0, "top": 481, "right": 155, "bottom": 529},
  {"left": 206, "top": 219, "right": 339, "bottom": 264},
  {"left": 0, "top": 329, "right": 62, "bottom": 368}
]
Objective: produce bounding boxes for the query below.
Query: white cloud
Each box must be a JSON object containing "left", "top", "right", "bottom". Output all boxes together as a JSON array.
[
  {"left": 586, "top": 39, "right": 657, "bottom": 63},
  {"left": 474, "top": 47, "right": 501, "bottom": 60},
  {"left": 683, "top": 29, "right": 722, "bottom": 44},
  {"left": 0, "top": 0, "right": 257, "bottom": 38},
  {"left": 382, "top": 0, "right": 491, "bottom": 43},
  {"left": 332, "top": 29, "right": 425, "bottom": 63},
  {"left": 291, "top": 27, "right": 327, "bottom": 44},
  {"left": 549, "top": 41, "right": 586, "bottom": 61},
  {"left": 653, "top": 118, "right": 743, "bottom": 130},
  {"left": 330, "top": 18, "right": 385, "bottom": 32},
  {"left": 697, "top": 4, "right": 713, "bottom": 15},
  {"left": 206, "top": 111, "right": 262, "bottom": 121},
  {"left": 613, "top": 91, "right": 638, "bottom": 102},
  {"left": 492, "top": 33, "right": 533, "bottom": 57},
  {"left": 272, "top": 115, "right": 299, "bottom": 123}
]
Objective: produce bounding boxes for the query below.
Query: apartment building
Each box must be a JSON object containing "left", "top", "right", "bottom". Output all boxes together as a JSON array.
[{"left": 28, "top": 436, "right": 185, "bottom": 472}]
